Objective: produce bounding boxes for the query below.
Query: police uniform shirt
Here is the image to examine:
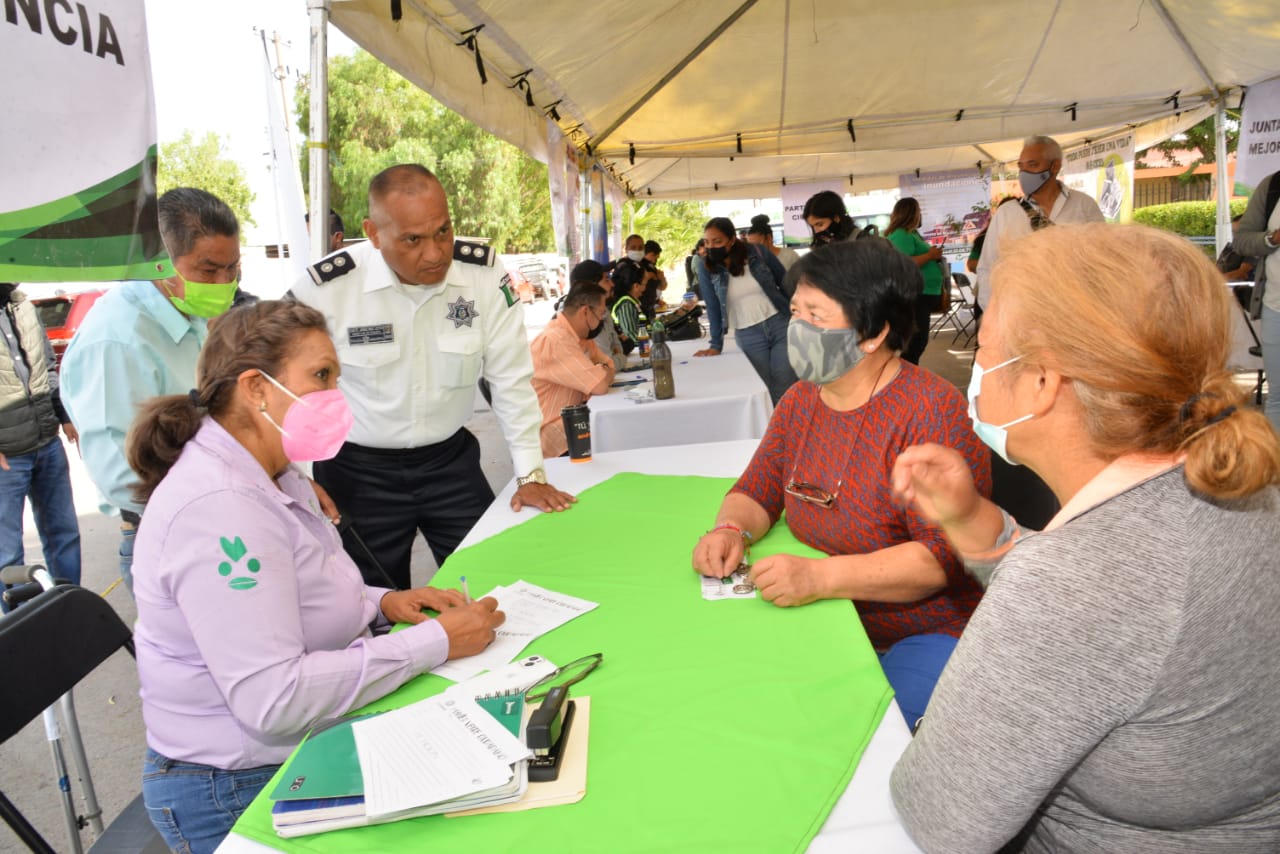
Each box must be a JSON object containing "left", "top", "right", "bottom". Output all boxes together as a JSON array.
[{"left": 291, "top": 239, "right": 544, "bottom": 477}]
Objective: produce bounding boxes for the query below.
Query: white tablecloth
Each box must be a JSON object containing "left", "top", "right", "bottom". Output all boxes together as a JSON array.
[
  {"left": 220, "top": 441, "right": 921, "bottom": 854},
  {"left": 588, "top": 337, "right": 773, "bottom": 453}
]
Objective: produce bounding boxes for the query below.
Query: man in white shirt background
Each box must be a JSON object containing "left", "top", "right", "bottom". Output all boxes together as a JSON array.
[{"left": 976, "top": 134, "right": 1106, "bottom": 311}]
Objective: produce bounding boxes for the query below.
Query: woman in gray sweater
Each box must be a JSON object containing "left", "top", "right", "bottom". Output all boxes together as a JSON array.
[{"left": 888, "top": 223, "right": 1280, "bottom": 853}]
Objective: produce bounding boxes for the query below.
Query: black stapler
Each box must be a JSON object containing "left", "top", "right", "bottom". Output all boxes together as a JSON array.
[{"left": 526, "top": 685, "right": 576, "bottom": 782}]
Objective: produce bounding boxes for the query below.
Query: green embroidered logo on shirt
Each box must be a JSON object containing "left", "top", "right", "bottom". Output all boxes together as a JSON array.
[{"left": 217, "top": 536, "right": 262, "bottom": 590}]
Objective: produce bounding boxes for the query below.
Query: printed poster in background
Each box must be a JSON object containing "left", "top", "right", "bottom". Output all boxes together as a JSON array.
[
  {"left": 781, "top": 181, "right": 844, "bottom": 247},
  {"left": 1063, "top": 132, "right": 1134, "bottom": 223},
  {"left": 1, "top": 0, "right": 172, "bottom": 281},
  {"left": 897, "top": 168, "right": 993, "bottom": 268},
  {"left": 1235, "top": 77, "right": 1280, "bottom": 194}
]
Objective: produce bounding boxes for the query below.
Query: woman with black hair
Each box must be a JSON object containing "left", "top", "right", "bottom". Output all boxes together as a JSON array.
[
  {"left": 802, "top": 191, "right": 856, "bottom": 247},
  {"left": 691, "top": 238, "right": 989, "bottom": 729},
  {"left": 693, "top": 217, "right": 797, "bottom": 404},
  {"left": 609, "top": 261, "right": 647, "bottom": 355},
  {"left": 746, "top": 214, "right": 800, "bottom": 270},
  {"left": 885, "top": 197, "right": 945, "bottom": 365}
]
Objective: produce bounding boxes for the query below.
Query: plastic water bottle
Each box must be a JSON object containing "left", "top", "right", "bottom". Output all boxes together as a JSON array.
[{"left": 650, "top": 321, "right": 675, "bottom": 400}]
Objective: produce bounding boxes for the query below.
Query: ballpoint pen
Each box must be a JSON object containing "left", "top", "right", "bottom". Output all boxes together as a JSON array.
[{"left": 460, "top": 575, "right": 472, "bottom": 604}]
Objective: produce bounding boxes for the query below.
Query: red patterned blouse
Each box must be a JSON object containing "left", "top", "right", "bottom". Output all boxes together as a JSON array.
[{"left": 733, "top": 362, "right": 992, "bottom": 650}]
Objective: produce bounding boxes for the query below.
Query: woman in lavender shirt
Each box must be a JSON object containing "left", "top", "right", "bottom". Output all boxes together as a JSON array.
[{"left": 126, "top": 301, "right": 505, "bottom": 853}]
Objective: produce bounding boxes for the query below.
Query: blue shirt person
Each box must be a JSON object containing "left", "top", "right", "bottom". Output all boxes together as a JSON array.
[{"left": 60, "top": 188, "right": 241, "bottom": 593}]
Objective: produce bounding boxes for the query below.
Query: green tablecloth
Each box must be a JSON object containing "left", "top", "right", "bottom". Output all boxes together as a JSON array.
[{"left": 233, "top": 473, "right": 891, "bottom": 853}]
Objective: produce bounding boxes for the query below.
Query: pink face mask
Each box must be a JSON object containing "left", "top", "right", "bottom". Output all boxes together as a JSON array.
[{"left": 258, "top": 371, "right": 353, "bottom": 462}]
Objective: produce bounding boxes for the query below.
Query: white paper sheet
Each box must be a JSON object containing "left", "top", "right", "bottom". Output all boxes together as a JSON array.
[
  {"left": 700, "top": 567, "right": 757, "bottom": 600},
  {"left": 352, "top": 694, "right": 532, "bottom": 817},
  {"left": 431, "top": 581, "right": 599, "bottom": 682}
]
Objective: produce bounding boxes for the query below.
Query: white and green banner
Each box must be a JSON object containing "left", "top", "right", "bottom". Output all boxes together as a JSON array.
[
  {"left": 1063, "top": 132, "right": 1134, "bottom": 223},
  {"left": 1, "top": 0, "right": 171, "bottom": 281}
]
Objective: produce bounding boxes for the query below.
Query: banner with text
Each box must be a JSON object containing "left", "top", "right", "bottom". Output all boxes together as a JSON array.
[
  {"left": 1063, "top": 132, "right": 1134, "bottom": 223},
  {"left": 781, "top": 181, "right": 844, "bottom": 247},
  {"left": 1, "top": 0, "right": 171, "bottom": 281},
  {"left": 1236, "top": 77, "right": 1280, "bottom": 193},
  {"left": 898, "top": 168, "right": 992, "bottom": 267}
]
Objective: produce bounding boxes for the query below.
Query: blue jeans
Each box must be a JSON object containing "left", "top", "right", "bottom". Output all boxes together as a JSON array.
[
  {"left": 0, "top": 438, "right": 81, "bottom": 591},
  {"left": 1262, "top": 304, "right": 1280, "bottom": 433},
  {"left": 142, "top": 748, "right": 279, "bottom": 854},
  {"left": 879, "top": 633, "right": 959, "bottom": 730},
  {"left": 736, "top": 312, "right": 798, "bottom": 405},
  {"left": 119, "top": 524, "right": 136, "bottom": 594}
]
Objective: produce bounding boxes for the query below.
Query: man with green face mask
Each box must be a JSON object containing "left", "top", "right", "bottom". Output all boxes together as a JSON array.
[{"left": 61, "top": 187, "right": 241, "bottom": 594}]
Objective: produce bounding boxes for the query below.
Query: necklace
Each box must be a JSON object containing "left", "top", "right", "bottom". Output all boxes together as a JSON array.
[{"left": 785, "top": 357, "right": 893, "bottom": 508}]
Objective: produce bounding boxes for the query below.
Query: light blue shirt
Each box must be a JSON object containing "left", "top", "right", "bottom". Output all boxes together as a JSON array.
[{"left": 60, "top": 281, "right": 207, "bottom": 515}]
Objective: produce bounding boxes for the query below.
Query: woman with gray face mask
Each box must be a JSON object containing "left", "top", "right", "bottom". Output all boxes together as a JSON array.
[{"left": 690, "top": 238, "right": 991, "bottom": 728}]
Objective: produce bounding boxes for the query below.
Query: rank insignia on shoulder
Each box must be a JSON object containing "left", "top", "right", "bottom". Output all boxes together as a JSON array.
[
  {"left": 453, "top": 240, "right": 495, "bottom": 267},
  {"left": 308, "top": 251, "right": 357, "bottom": 285}
]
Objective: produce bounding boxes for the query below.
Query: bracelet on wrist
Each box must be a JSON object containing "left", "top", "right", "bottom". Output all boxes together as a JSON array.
[{"left": 709, "top": 522, "right": 752, "bottom": 542}]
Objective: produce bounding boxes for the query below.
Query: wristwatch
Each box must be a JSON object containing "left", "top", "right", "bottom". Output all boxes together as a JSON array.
[{"left": 516, "top": 469, "right": 548, "bottom": 488}]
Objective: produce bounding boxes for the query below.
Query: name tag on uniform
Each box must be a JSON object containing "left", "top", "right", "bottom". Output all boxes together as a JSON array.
[{"left": 347, "top": 324, "right": 395, "bottom": 346}]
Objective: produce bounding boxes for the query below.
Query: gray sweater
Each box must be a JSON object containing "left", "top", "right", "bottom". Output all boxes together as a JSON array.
[{"left": 890, "top": 469, "right": 1280, "bottom": 853}]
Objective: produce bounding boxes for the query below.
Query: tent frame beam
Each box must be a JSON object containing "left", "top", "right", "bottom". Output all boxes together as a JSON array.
[
  {"left": 589, "top": 0, "right": 759, "bottom": 152},
  {"left": 1148, "top": 0, "right": 1217, "bottom": 93}
]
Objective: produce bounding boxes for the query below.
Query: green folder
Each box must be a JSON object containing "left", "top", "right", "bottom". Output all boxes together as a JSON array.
[
  {"left": 269, "top": 694, "right": 525, "bottom": 802},
  {"left": 269, "top": 712, "right": 382, "bottom": 802}
]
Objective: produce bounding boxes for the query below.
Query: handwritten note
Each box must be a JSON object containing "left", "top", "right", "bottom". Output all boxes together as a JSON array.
[{"left": 431, "top": 581, "right": 598, "bottom": 682}]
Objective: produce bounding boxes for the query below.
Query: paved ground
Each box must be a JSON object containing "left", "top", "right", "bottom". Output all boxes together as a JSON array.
[{"left": 0, "top": 302, "right": 1262, "bottom": 851}]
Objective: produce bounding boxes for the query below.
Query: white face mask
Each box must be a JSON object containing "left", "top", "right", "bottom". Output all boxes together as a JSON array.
[
  {"left": 626, "top": 249, "right": 645, "bottom": 262},
  {"left": 967, "top": 355, "right": 1034, "bottom": 465}
]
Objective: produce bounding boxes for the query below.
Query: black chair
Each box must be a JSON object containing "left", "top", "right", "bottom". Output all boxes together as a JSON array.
[
  {"left": 989, "top": 455, "right": 1060, "bottom": 532},
  {"left": 930, "top": 273, "right": 978, "bottom": 348},
  {"left": 0, "top": 582, "right": 166, "bottom": 853}
]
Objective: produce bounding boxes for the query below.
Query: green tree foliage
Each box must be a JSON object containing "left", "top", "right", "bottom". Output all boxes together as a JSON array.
[
  {"left": 296, "top": 51, "right": 553, "bottom": 252},
  {"left": 157, "top": 130, "right": 256, "bottom": 231},
  {"left": 623, "top": 199, "right": 710, "bottom": 260},
  {"left": 1131, "top": 199, "right": 1248, "bottom": 235},
  {"left": 1147, "top": 115, "right": 1239, "bottom": 182}
]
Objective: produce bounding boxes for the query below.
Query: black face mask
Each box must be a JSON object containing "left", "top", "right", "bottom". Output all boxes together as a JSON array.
[
  {"left": 811, "top": 224, "right": 838, "bottom": 246},
  {"left": 586, "top": 318, "right": 605, "bottom": 339},
  {"left": 706, "top": 246, "right": 729, "bottom": 266}
]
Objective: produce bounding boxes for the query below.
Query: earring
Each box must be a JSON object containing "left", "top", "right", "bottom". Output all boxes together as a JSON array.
[{"left": 259, "top": 401, "right": 267, "bottom": 412}]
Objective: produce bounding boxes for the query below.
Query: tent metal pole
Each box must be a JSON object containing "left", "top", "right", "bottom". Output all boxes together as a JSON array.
[
  {"left": 589, "top": 0, "right": 759, "bottom": 151},
  {"left": 1214, "top": 99, "right": 1231, "bottom": 257},
  {"left": 307, "top": 0, "right": 331, "bottom": 264}
]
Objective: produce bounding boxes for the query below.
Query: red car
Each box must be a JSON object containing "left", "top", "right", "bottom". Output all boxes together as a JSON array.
[{"left": 31, "top": 289, "right": 106, "bottom": 371}]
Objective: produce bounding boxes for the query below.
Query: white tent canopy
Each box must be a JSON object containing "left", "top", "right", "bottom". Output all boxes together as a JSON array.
[{"left": 323, "top": 0, "right": 1279, "bottom": 200}]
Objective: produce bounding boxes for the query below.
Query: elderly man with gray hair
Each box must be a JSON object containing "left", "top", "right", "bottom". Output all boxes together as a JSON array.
[{"left": 975, "top": 135, "right": 1105, "bottom": 311}]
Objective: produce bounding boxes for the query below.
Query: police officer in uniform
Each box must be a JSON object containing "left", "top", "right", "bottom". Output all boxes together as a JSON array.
[{"left": 291, "top": 164, "right": 575, "bottom": 589}]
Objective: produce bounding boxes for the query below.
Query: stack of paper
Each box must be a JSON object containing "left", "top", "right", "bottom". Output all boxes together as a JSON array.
[
  {"left": 431, "top": 581, "right": 599, "bottom": 682},
  {"left": 270, "top": 694, "right": 531, "bottom": 837}
]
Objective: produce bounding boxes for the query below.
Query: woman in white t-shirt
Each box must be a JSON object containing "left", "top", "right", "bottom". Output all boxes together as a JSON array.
[
  {"left": 746, "top": 213, "right": 801, "bottom": 270},
  {"left": 694, "top": 217, "right": 797, "bottom": 404}
]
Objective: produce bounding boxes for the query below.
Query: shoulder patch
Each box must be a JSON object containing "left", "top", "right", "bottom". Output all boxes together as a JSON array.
[
  {"left": 499, "top": 273, "right": 518, "bottom": 308},
  {"left": 307, "top": 250, "right": 357, "bottom": 285},
  {"left": 453, "top": 240, "right": 496, "bottom": 267}
]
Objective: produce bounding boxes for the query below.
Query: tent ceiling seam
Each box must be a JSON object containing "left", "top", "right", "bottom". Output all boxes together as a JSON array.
[
  {"left": 1147, "top": 0, "right": 1218, "bottom": 93},
  {"left": 598, "top": 92, "right": 1216, "bottom": 153},
  {"left": 1011, "top": 0, "right": 1062, "bottom": 107},
  {"left": 589, "top": 0, "right": 760, "bottom": 152},
  {"left": 776, "top": 0, "right": 792, "bottom": 156},
  {"left": 405, "top": 0, "right": 595, "bottom": 138}
]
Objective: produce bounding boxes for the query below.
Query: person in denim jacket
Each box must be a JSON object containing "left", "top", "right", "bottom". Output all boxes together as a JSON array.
[{"left": 693, "top": 217, "right": 797, "bottom": 404}]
